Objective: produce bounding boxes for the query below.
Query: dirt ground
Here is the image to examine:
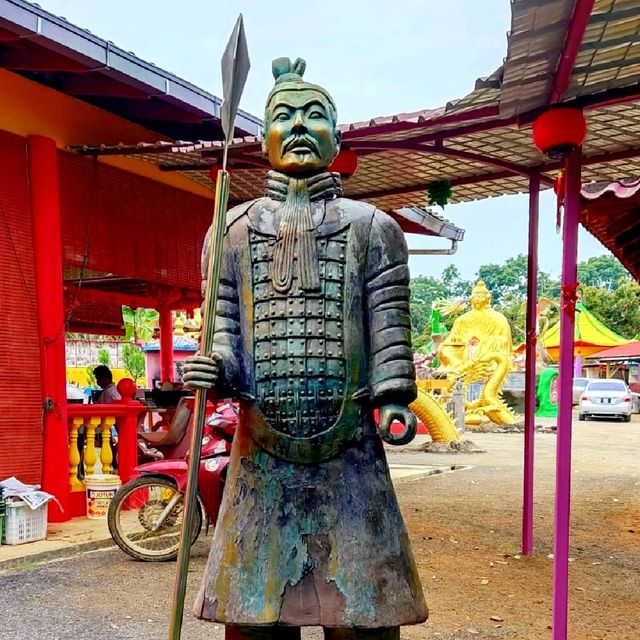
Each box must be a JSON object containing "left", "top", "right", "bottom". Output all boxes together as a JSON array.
[{"left": 387, "top": 413, "right": 640, "bottom": 639}]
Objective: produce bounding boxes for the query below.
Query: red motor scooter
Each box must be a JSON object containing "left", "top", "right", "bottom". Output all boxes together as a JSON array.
[{"left": 107, "top": 403, "right": 237, "bottom": 562}]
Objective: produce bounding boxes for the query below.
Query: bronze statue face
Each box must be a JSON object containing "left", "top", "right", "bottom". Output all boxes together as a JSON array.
[{"left": 263, "top": 89, "right": 341, "bottom": 176}]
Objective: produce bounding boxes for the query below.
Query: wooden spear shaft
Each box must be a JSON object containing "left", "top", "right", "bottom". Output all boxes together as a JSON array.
[
  {"left": 167, "top": 14, "right": 248, "bottom": 640},
  {"left": 167, "top": 170, "right": 230, "bottom": 640}
]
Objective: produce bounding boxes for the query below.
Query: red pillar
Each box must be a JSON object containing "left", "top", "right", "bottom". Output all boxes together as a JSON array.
[
  {"left": 159, "top": 307, "right": 174, "bottom": 383},
  {"left": 522, "top": 173, "right": 540, "bottom": 556},
  {"left": 28, "top": 135, "right": 70, "bottom": 522},
  {"left": 116, "top": 379, "right": 143, "bottom": 485}
]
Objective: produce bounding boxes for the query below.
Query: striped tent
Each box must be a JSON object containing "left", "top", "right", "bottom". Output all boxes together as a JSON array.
[{"left": 540, "top": 302, "right": 630, "bottom": 362}]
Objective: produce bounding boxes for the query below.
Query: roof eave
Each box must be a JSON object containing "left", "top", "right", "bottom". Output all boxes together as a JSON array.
[{"left": 0, "top": 0, "right": 261, "bottom": 136}]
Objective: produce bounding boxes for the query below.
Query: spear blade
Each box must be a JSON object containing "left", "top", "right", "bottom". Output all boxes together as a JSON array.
[{"left": 220, "top": 14, "right": 250, "bottom": 148}]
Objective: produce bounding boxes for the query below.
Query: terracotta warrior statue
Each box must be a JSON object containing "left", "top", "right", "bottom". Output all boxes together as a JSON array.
[{"left": 184, "top": 57, "right": 427, "bottom": 640}]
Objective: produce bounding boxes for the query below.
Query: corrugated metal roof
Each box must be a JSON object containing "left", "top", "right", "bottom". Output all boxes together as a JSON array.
[
  {"left": 500, "top": 0, "right": 576, "bottom": 116},
  {"left": 588, "top": 341, "right": 640, "bottom": 360},
  {"left": 66, "top": 0, "right": 640, "bottom": 255},
  {"left": 143, "top": 335, "right": 198, "bottom": 352},
  {"left": 567, "top": 0, "right": 640, "bottom": 101}
]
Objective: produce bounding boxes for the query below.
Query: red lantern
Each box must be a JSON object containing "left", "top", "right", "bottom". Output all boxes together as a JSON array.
[
  {"left": 532, "top": 108, "right": 586, "bottom": 158},
  {"left": 329, "top": 149, "right": 358, "bottom": 177}
]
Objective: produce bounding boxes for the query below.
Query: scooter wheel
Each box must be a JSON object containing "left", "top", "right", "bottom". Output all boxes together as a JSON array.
[{"left": 107, "top": 475, "right": 203, "bottom": 562}]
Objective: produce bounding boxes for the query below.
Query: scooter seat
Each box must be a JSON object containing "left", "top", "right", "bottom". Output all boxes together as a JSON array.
[{"left": 140, "top": 430, "right": 172, "bottom": 445}]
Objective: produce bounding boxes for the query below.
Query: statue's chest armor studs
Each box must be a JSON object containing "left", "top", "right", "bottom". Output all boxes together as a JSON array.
[{"left": 250, "top": 226, "right": 349, "bottom": 437}]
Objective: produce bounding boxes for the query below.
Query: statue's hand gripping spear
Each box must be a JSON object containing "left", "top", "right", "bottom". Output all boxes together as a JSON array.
[{"left": 167, "top": 15, "right": 250, "bottom": 640}]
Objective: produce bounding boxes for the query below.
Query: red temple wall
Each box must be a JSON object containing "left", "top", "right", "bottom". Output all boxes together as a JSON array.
[
  {"left": 0, "top": 132, "right": 216, "bottom": 486},
  {"left": 0, "top": 131, "right": 44, "bottom": 484},
  {"left": 58, "top": 151, "right": 212, "bottom": 293}
]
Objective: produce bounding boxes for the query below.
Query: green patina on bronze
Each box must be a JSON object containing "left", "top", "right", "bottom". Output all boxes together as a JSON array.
[{"left": 191, "top": 57, "right": 427, "bottom": 638}]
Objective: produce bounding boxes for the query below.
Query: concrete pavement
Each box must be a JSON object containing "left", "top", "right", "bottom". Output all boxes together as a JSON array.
[{"left": 0, "top": 462, "right": 447, "bottom": 572}]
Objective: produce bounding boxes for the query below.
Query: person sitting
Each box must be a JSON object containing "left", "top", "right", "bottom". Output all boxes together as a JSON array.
[{"left": 93, "top": 365, "right": 122, "bottom": 403}]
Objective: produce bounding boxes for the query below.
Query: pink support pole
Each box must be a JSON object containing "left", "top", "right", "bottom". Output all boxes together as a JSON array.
[
  {"left": 552, "top": 146, "right": 582, "bottom": 640},
  {"left": 522, "top": 173, "right": 540, "bottom": 556},
  {"left": 159, "top": 307, "right": 174, "bottom": 383}
]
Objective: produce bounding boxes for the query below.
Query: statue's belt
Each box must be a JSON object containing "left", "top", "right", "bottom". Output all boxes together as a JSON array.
[{"left": 238, "top": 391, "right": 369, "bottom": 464}]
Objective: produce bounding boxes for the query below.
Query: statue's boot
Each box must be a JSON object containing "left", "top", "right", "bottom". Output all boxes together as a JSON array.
[
  {"left": 324, "top": 628, "right": 400, "bottom": 639},
  {"left": 225, "top": 625, "right": 300, "bottom": 640},
  {"left": 225, "top": 626, "right": 400, "bottom": 639}
]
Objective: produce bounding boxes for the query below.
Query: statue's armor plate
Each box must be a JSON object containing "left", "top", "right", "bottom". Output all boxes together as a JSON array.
[{"left": 250, "top": 226, "right": 348, "bottom": 438}]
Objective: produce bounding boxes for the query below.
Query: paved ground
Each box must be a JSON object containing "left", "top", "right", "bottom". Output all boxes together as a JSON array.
[{"left": 2, "top": 414, "right": 638, "bottom": 639}]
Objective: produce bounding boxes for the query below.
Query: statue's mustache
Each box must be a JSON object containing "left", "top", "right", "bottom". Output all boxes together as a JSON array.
[{"left": 283, "top": 135, "right": 318, "bottom": 154}]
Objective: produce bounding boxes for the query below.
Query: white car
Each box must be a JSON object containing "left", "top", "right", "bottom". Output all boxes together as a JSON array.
[{"left": 578, "top": 379, "right": 633, "bottom": 422}]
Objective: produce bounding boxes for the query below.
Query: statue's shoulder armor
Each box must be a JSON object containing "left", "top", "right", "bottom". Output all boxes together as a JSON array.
[
  {"left": 330, "top": 197, "right": 377, "bottom": 221},
  {"left": 225, "top": 198, "right": 261, "bottom": 234}
]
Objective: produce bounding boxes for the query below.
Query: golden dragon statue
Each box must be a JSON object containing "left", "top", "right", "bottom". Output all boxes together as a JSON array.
[
  {"left": 458, "top": 351, "right": 518, "bottom": 426},
  {"left": 409, "top": 387, "right": 461, "bottom": 443}
]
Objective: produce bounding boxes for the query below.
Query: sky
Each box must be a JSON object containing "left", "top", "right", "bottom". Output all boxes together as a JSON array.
[{"left": 35, "top": 0, "right": 608, "bottom": 280}]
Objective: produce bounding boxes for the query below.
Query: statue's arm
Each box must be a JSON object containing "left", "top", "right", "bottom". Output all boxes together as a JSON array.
[
  {"left": 197, "top": 226, "right": 241, "bottom": 394},
  {"left": 364, "top": 211, "right": 417, "bottom": 408}
]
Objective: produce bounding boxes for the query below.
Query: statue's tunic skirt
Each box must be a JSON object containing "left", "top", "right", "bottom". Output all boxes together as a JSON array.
[{"left": 194, "top": 196, "right": 428, "bottom": 627}]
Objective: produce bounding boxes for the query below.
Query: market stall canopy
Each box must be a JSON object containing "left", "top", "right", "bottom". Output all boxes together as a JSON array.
[{"left": 541, "top": 301, "right": 631, "bottom": 360}]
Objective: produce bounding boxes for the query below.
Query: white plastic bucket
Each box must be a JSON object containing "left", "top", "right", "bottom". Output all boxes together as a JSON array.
[{"left": 85, "top": 474, "right": 121, "bottom": 519}]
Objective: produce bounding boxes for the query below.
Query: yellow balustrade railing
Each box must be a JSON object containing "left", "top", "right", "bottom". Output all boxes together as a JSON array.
[
  {"left": 68, "top": 414, "right": 117, "bottom": 488},
  {"left": 66, "top": 400, "right": 144, "bottom": 518}
]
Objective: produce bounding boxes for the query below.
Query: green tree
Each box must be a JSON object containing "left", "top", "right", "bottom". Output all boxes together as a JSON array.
[
  {"left": 494, "top": 293, "right": 527, "bottom": 341},
  {"left": 441, "top": 265, "right": 472, "bottom": 298},
  {"left": 122, "top": 343, "right": 146, "bottom": 382},
  {"left": 85, "top": 348, "right": 110, "bottom": 387},
  {"left": 477, "top": 255, "right": 531, "bottom": 303},
  {"left": 580, "top": 280, "right": 640, "bottom": 339},
  {"left": 122, "top": 306, "right": 159, "bottom": 343},
  {"left": 578, "top": 255, "right": 631, "bottom": 291}
]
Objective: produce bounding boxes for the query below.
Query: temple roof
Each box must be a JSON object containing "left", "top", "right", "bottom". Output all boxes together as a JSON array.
[{"left": 581, "top": 177, "right": 640, "bottom": 282}]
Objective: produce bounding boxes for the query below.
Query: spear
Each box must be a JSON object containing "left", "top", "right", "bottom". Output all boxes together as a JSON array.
[{"left": 167, "top": 15, "right": 249, "bottom": 640}]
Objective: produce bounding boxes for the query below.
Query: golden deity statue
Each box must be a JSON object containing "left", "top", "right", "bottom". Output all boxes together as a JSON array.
[{"left": 437, "top": 280, "right": 517, "bottom": 425}]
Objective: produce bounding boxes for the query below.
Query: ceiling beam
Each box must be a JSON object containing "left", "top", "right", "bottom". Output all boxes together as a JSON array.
[
  {"left": 0, "top": 48, "right": 88, "bottom": 72},
  {"left": 348, "top": 139, "right": 554, "bottom": 184},
  {"left": 61, "top": 75, "right": 151, "bottom": 99},
  {"left": 64, "top": 284, "right": 154, "bottom": 309},
  {"left": 346, "top": 169, "right": 520, "bottom": 202},
  {"left": 549, "top": 0, "right": 596, "bottom": 104}
]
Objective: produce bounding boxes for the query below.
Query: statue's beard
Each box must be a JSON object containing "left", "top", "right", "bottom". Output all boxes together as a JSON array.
[{"left": 270, "top": 177, "right": 320, "bottom": 293}]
